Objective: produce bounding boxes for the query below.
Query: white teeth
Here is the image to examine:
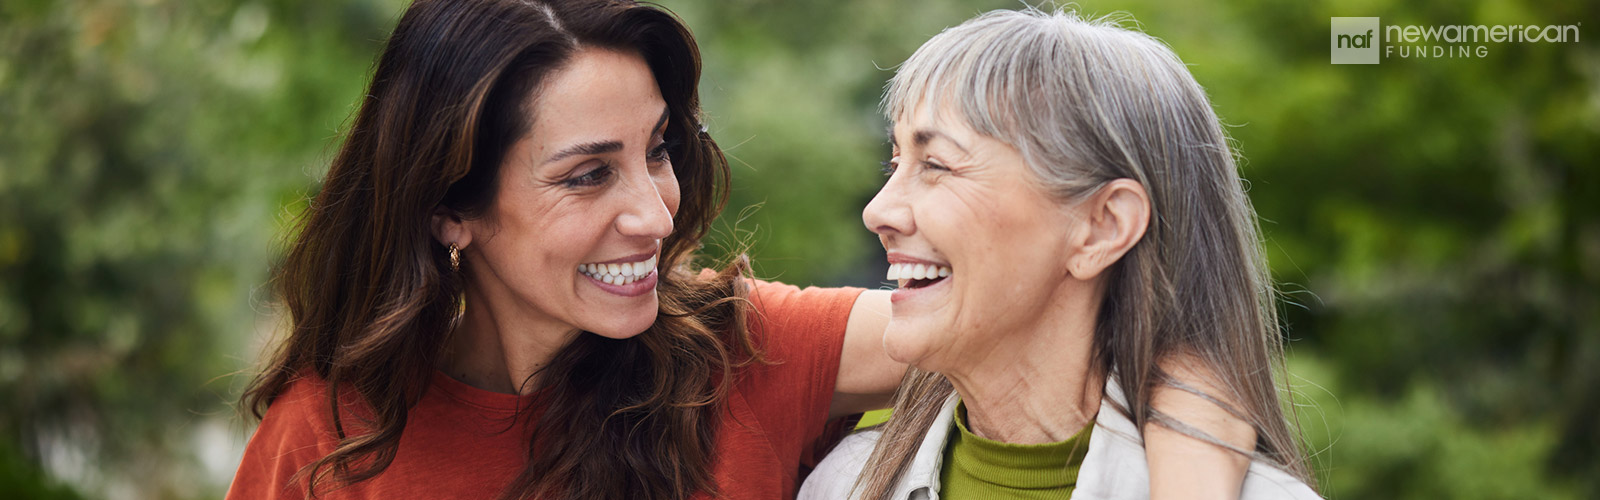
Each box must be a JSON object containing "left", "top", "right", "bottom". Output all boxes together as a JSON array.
[
  {"left": 578, "top": 255, "right": 660, "bottom": 284},
  {"left": 884, "top": 262, "right": 953, "bottom": 284}
]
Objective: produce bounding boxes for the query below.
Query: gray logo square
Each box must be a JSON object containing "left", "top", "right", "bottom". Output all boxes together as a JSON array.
[{"left": 1331, "top": 17, "right": 1380, "bottom": 64}]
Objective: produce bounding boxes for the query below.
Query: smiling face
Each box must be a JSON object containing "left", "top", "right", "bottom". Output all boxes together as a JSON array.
[
  {"left": 862, "top": 104, "right": 1090, "bottom": 373},
  {"left": 452, "top": 48, "right": 679, "bottom": 341}
]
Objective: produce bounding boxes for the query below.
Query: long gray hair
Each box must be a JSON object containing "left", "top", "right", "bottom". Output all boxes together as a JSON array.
[{"left": 853, "top": 8, "right": 1314, "bottom": 497}]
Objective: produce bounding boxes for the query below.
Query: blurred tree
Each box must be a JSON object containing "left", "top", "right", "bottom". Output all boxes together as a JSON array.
[{"left": 0, "top": 0, "right": 403, "bottom": 497}]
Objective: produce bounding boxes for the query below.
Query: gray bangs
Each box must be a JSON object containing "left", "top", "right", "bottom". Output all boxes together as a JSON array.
[
  {"left": 856, "top": 7, "right": 1318, "bottom": 498},
  {"left": 882, "top": 8, "right": 1210, "bottom": 202}
]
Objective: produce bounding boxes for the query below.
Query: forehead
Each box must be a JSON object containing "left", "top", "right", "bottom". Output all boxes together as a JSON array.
[
  {"left": 526, "top": 48, "right": 666, "bottom": 144},
  {"left": 889, "top": 99, "right": 981, "bottom": 151},
  {"left": 889, "top": 96, "right": 985, "bottom": 153}
]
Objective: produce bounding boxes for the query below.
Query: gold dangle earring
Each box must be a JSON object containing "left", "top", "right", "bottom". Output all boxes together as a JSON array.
[{"left": 446, "top": 243, "right": 466, "bottom": 327}]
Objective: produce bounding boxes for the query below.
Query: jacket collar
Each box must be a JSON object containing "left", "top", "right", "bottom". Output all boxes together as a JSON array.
[
  {"left": 893, "top": 379, "right": 1131, "bottom": 500},
  {"left": 891, "top": 392, "right": 960, "bottom": 499},
  {"left": 880, "top": 376, "right": 1319, "bottom": 500}
]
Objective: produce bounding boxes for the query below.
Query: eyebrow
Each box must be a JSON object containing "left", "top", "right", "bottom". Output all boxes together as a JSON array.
[
  {"left": 887, "top": 125, "right": 969, "bottom": 154},
  {"left": 543, "top": 140, "right": 622, "bottom": 165},
  {"left": 541, "top": 107, "right": 672, "bottom": 165}
]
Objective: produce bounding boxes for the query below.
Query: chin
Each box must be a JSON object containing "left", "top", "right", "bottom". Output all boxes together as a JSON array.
[
  {"left": 881, "top": 321, "right": 935, "bottom": 367},
  {"left": 585, "top": 301, "right": 659, "bottom": 339}
]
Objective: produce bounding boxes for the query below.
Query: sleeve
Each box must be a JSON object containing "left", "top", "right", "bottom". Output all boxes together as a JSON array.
[
  {"left": 225, "top": 381, "right": 331, "bottom": 500},
  {"left": 739, "top": 279, "right": 866, "bottom": 467}
]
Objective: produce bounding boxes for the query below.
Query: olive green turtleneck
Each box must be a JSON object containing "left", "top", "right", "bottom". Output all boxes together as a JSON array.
[{"left": 938, "top": 400, "right": 1094, "bottom": 499}]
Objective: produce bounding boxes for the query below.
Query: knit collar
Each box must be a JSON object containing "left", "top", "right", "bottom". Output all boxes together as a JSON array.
[{"left": 946, "top": 399, "right": 1094, "bottom": 488}]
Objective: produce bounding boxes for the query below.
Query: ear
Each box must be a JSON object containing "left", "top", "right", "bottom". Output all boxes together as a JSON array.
[
  {"left": 1066, "top": 179, "right": 1150, "bottom": 280},
  {"left": 431, "top": 207, "right": 473, "bottom": 250}
]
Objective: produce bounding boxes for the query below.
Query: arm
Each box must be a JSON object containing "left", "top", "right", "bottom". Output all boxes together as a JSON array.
[
  {"left": 1146, "top": 357, "right": 1257, "bottom": 500},
  {"left": 828, "top": 290, "right": 905, "bottom": 419}
]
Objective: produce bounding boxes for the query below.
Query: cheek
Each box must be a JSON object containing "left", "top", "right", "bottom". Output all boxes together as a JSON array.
[
  {"left": 659, "top": 169, "right": 681, "bottom": 217},
  {"left": 967, "top": 212, "right": 1072, "bottom": 325},
  {"left": 932, "top": 188, "right": 1055, "bottom": 324},
  {"left": 498, "top": 195, "right": 597, "bottom": 277}
]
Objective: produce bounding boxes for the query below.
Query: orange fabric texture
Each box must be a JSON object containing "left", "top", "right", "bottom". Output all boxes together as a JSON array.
[{"left": 227, "top": 280, "right": 864, "bottom": 499}]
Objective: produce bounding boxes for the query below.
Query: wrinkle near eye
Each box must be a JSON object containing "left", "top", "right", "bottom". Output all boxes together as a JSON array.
[{"left": 942, "top": 179, "right": 1001, "bottom": 224}]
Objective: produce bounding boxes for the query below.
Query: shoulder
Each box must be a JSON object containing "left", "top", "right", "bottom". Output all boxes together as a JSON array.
[
  {"left": 729, "top": 280, "right": 865, "bottom": 456},
  {"left": 1239, "top": 464, "right": 1324, "bottom": 500},
  {"left": 1076, "top": 380, "right": 1323, "bottom": 500},
  {"left": 797, "top": 429, "right": 881, "bottom": 500},
  {"left": 257, "top": 373, "right": 339, "bottom": 439},
  {"left": 740, "top": 278, "right": 863, "bottom": 371},
  {"left": 800, "top": 393, "right": 960, "bottom": 500},
  {"left": 227, "top": 374, "right": 340, "bottom": 500},
  {"left": 250, "top": 373, "right": 348, "bottom": 459}
]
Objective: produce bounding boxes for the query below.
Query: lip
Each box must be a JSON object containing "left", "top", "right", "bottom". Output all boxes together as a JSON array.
[
  {"left": 588, "top": 250, "right": 657, "bottom": 265},
  {"left": 885, "top": 251, "right": 949, "bottom": 267},
  {"left": 885, "top": 251, "right": 952, "bottom": 305},
  {"left": 583, "top": 269, "right": 659, "bottom": 297},
  {"left": 889, "top": 272, "right": 950, "bottom": 304}
]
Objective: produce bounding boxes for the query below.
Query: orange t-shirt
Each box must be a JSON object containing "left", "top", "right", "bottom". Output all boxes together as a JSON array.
[{"left": 227, "top": 279, "right": 864, "bottom": 499}]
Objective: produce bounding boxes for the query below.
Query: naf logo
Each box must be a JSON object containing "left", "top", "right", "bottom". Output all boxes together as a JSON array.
[{"left": 1331, "top": 17, "right": 1380, "bottom": 64}]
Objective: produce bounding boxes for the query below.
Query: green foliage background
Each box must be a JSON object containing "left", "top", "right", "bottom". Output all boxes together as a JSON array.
[{"left": 1, "top": 0, "right": 1595, "bottom": 498}]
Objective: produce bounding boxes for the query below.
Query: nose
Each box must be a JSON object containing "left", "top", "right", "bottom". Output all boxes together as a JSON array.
[
  {"left": 862, "top": 170, "right": 914, "bottom": 238},
  {"left": 616, "top": 171, "right": 675, "bottom": 240}
]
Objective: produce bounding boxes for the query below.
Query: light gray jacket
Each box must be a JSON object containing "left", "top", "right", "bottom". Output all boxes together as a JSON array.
[{"left": 798, "top": 379, "right": 1321, "bottom": 500}]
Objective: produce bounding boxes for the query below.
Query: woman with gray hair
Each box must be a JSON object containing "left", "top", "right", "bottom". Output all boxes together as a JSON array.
[{"left": 800, "top": 8, "right": 1320, "bottom": 500}]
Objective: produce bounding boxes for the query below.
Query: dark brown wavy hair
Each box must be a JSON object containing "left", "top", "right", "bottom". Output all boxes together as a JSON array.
[{"left": 241, "top": 1, "right": 757, "bottom": 499}]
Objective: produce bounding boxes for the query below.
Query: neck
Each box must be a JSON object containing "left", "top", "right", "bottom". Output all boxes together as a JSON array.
[
  {"left": 439, "top": 272, "right": 579, "bottom": 395},
  {"left": 944, "top": 286, "right": 1104, "bottom": 445}
]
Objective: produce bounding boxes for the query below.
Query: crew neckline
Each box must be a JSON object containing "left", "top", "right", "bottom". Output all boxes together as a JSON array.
[
  {"left": 429, "top": 369, "right": 549, "bottom": 413},
  {"left": 945, "top": 399, "right": 1095, "bottom": 488}
]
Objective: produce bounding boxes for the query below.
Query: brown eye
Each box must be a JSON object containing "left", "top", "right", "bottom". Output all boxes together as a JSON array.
[
  {"left": 563, "top": 164, "right": 614, "bottom": 188},
  {"left": 648, "top": 139, "right": 678, "bottom": 164}
]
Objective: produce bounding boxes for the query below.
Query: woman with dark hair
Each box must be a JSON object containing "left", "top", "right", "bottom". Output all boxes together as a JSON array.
[
  {"left": 226, "top": 1, "right": 893, "bottom": 498},
  {"left": 227, "top": 1, "right": 1265, "bottom": 499}
]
